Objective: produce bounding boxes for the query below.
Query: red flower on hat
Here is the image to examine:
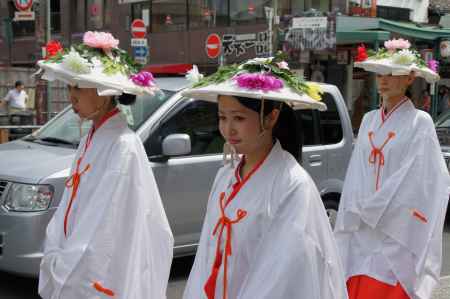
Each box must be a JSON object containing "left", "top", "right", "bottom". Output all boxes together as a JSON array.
[
  {"left": 45, "top": 40, "right": 63, "bottom": 60},
  {"left": 355, "top": 44, "right": 368, "bottom": 62}
]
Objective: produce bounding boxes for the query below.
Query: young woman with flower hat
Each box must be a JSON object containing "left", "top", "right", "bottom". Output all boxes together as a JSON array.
[
  {"left": 37, "top": 32, "right": 174, "bottom": 299},
  {"left": 181, "top": 55, "right": 348, "bottom": 299},
  {"left": 335, "top": 39, "right": 450, "bottom": 299}
]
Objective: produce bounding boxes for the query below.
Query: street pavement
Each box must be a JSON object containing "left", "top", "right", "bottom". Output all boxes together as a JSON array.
[{"left": 1, "top": 222, "right": 450, "bottom": 298}]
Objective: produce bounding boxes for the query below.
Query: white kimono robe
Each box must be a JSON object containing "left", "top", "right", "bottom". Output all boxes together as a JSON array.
[
  {"left": 39, "top": 112, "right": 174, "bottom": 299},
  {"left": 335, "top": 99, "right": 450, "bottom": 299},
  {"left": 183, "top": 141, "right": 348, "bottom": 299}
]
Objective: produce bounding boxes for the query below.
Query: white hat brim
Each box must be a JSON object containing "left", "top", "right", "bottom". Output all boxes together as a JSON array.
[
  {"left": 37, "top": 60, "right": 157, "bottom": 96},
  {"left": 182, "top": 80, "right": 327, "bottom": 111},
  {"left": 354, "top": 59, "right": 440, "bottom": 83}
]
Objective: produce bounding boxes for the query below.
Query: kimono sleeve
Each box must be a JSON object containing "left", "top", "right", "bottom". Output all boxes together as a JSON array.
[{"left": 236, "top": 179, "right": 348, "bottom": 299}]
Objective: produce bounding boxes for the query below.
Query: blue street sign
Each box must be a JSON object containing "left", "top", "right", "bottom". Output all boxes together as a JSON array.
[{"left": 133, "top": 46, "right": 148, "bottom": 57}]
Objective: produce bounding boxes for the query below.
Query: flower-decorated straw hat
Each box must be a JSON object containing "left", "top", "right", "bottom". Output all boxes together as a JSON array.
[
  {"left": 36, "top": 31, "right": 158, "bottom": 96},
  {"left": 354, "top": 38, "right": 440, "bottom": 83},
  {"left": 182, "top": 53, "right": 327, "bottom": 111}
]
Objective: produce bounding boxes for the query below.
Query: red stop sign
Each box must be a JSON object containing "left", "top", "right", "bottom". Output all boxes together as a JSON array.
[
  {"left": 131, "top": 19, "right": 146, "bottom": 39},
  {"left": 205, "top": 34, "right": 221, "bottom": 59}
]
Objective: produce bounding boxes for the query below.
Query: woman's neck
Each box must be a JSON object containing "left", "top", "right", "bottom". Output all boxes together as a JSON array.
[
  {"left": 383, "top": 94, "right": 406, "bottom": 113},
  {"left": 240, "top": 138, "right": 273, "bottom": 178},
  {"left": 92, "top": 105, "right": 115, "bottom": 129}
]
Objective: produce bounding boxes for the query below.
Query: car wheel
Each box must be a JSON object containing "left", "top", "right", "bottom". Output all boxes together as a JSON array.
[{"left": 323, "top": 199, "right": 339, "bottom": 229}]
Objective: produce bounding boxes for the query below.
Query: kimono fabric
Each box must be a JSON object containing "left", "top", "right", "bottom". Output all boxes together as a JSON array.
[
  {"left": 183, "top": 141, "right": 348, "bottom": 299},
  {"left": 38, "top": 111, "right": 174, "bottom": 299},
  {"left": 335, "top": 99, "right": 450, "bottom": 299}
]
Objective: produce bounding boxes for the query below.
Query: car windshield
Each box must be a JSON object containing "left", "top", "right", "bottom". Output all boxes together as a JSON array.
[{"left": 25, "top": 90, "right": 174, "bottom": 147}]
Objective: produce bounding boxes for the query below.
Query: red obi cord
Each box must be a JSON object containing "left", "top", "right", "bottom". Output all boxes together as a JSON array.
[
  {"left": 368, "top": 131, "right": 395, "bottom": 191},
  {"left": 204, "top": 153, "right": 268, "bottom": 299}
]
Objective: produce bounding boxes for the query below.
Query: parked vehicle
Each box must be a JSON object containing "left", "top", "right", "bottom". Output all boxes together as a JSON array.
[{"left": 0, "top": 77, "right": 353, "bottom": 277}]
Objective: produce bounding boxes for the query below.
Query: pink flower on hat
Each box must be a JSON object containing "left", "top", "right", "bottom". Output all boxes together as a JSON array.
[
  {"left": 384, "top": 38, "right": 411, "bottom": 52},
  {"left": 235, "top": 73, "right": 283, "bottom": 92},
  {"left": 83, "top": 31, "right": 119, "bottom": 50},
  {"left": 131, "top": 71, "right": 155, "bottom": 87}
]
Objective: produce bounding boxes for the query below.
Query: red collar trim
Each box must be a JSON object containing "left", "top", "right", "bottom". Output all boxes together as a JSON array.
[
  {"left": 381, "top": 97, "right": 409, "bottom": 124},
  {"left": 94, "top": 107, "right": 120, "bottom": 131}
]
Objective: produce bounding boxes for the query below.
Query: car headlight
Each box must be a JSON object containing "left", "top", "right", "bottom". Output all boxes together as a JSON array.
[{"left": 3, "top": 183, "right": 54, "bottom": 212}]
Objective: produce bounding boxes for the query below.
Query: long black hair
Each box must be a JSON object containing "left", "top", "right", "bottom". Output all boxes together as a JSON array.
[
  {"left": 115, "top": 93, "right": 137, "bottom": 106},
  {"left": 235, "top": 96, "right": 303, "bottom": 162}
]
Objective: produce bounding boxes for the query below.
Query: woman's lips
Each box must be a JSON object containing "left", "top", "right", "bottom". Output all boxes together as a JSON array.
[{"left": 228, "top": 139, "right": 241, "bottom": 145}]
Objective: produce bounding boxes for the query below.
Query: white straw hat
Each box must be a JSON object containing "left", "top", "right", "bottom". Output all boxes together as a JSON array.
[
  {"left": 182, "top": 55, "right": 327, "bottom": 111},
  {"left": 36, "top": 31, "right": 158, "bottom": 96}
]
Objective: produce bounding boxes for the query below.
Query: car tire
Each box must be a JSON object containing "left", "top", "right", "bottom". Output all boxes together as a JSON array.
[{"left": 323, "top": 199, "right": 339, "bottom": 229}]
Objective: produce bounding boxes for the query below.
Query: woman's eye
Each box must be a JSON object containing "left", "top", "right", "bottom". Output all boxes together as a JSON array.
[
  {"left": 234, "top": 116, "right": 245, "bottom": 121},
  {"left": 218, "top": 115, "right": 226, "bottom": 121}
]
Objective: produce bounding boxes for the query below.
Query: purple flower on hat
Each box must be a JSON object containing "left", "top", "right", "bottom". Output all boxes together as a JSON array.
[
  {"left": 235, "top": 73, "right": 283, "bottom": 92},
  {"left": 131, "top": 71, "right": 155, "bottom": 87},
  {"left": 427, "top": 59, "right": 439, "bottom": 72}
]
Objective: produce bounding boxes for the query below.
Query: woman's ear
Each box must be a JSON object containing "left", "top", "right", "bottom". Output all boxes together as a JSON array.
[{"left": 264, "top": 109, "right": 281, "bottom": 130}]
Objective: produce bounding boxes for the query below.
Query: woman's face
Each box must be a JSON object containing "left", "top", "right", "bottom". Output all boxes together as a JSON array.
[
  {"left": 69, "top": 87, "right": 109, "bottom": 119},
  {"left": 376, "top": 74, "right": 414, "bottom": 98},
  {"left": 218, "top": 95, "right": 278, "bottom": 155}
]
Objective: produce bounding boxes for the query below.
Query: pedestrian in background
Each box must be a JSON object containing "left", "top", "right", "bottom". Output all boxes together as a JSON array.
[
  {"left": 335, "top": 38, "right": 449, "bottom": 299},
  {"left": 0, "top": 80, "right": 28, "bottom": 114},
  {"left": 36, "top": 33, "right": 173, "bottom": 299},
  {"left": 182, "top": 57, "right": 348, "bottom": 299}
]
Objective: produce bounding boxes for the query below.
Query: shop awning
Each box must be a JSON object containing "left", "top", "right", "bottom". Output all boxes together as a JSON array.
[
  {"left": 337, "top": 30, "right": 390, "bottom": 45},
  {"left": 336, "top": 16, "right": 391, "bottom": 45},
  {"left": 379, "top": 19, "right": 450, "bottom": 41}
]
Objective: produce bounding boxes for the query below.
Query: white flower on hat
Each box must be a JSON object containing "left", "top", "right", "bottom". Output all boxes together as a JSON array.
[
  {"left": 62, "top": 49, "right": 91, "bottom": 74},
  {"left": 186, "top": 65, "right": 204, "bottom": 83},
  {"left": 392, "top": 49, "right": 416, "bottom": 65},
  {"left": 277, "top": 61, "right": 290, "bottom": 70},
  {"left": 240, "top": 57, "right": 274, "bottom": 69}
]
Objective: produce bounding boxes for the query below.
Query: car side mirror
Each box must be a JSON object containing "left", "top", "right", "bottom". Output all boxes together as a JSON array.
[{"left": 162, "top": 134, "right": 191, "bottom": 157}]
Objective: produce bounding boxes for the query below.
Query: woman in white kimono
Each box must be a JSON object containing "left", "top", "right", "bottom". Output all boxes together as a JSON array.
[
  {"left": 36, "top": 32, "right": 174, "bottom": 299},
  {"left": 182, "top": 57, "right": 348, "bottom": 299},
  {"left": 335, "top": 39, "right": 450, "bottom": 299}
]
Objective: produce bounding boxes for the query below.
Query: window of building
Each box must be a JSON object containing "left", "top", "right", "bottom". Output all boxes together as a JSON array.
[
  {"left": 86, "top": 0, "right": 105, "bottom": 30},
  {"left": 229, "top": 0, "right": 272, "bottom": 26},
  {"left": 318, "top": 93, "right": 343, "bottom": 144},
  {"left": 71, "top": 0, "right": 86, "bottom": 32},
  {"left": 377, "top": 6, "right": 410, "bottom": 22},
  {"left": 146, "top": 100, "right": 224, "bottom": 157},
  {"left": 50, "top": 0, "right": 61, "bottom": 33},
  {"left": 152, "top": 0, "right": 187, "bottom": 33},
  {"left": 189, "top": 0, "right": 229, "bottom": 29}
]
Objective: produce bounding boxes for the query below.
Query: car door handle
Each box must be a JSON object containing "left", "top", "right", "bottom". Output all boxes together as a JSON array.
[{"left": 308, "top": 154, "right": 322, "bottom": 163}]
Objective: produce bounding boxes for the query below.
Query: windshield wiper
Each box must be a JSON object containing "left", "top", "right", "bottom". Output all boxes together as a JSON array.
[{"left": 36, "top": 137, "right": 78, "bottom": 146}]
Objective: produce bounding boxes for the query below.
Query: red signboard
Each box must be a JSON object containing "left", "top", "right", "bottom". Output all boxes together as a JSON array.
[
  {"left": 205, "top": 34, "right": 221, "bottom": 59},
  {"left": 131, "top": 19, "right": 146, "bottom": 39},
  {"left": 14, "top": 0, "right": 33, "bottom": 11}
]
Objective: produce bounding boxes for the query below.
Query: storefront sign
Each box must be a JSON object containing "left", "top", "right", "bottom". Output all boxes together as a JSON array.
[
  {"left": 222, "top": 31, "right": 270, "bottom": 57},
  {"left": 291, "top": 17, "right": 327, "bottom": 29},
  {"left": 285, "top": 15, "right": 336, "bottom": 51}
]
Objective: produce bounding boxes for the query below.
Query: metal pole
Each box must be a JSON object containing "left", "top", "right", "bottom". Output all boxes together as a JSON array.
[{"left": 46, "top": 0, "right": 52, "bottom": 119}]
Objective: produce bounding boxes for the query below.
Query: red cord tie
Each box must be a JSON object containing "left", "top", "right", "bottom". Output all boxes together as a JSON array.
[
  {"left": 204, "top": 192, "right": 247, "bottom": 299},
  {"left": 368, "top": 131, "right": 395, "bottom": 191},
  {"left": 63, "top": 157, "right": 91, "bottom": 237}
]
